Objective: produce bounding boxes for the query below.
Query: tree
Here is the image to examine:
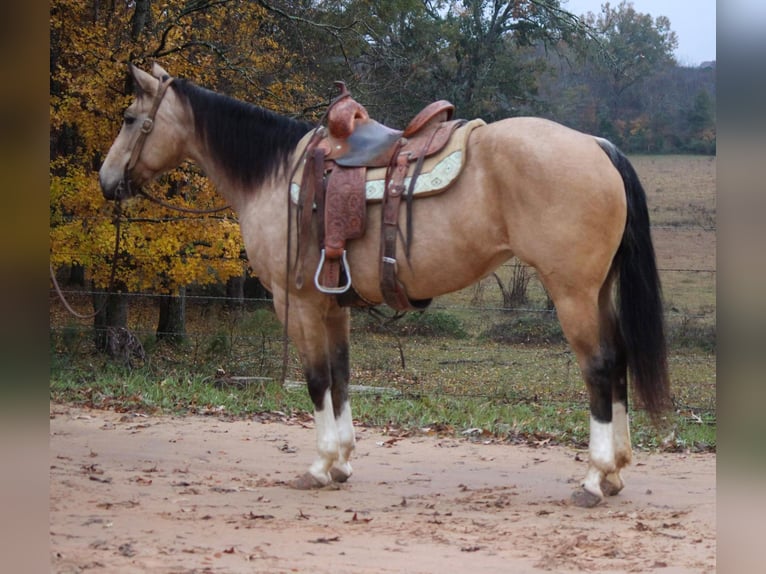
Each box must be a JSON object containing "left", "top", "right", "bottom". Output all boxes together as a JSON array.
[
  {"left": 685, "top": 89, "right": 715, "bottom": 153},
  {"left": 50, "top": 0, "right": 316, "bottom": 351},
  {"left": 266, "top": 1, "right": 591, "bottom": 124},
  {"left": 580, "top": 1, "right": 678, "bottom": 142}
]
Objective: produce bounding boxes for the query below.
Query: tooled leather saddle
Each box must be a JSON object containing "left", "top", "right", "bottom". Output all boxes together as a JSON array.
[{"left": 295, "top": 82, "right": 468, "bottom": 311}]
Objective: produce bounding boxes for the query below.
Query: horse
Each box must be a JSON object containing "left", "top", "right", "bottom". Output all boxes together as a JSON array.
[{"left": 99, "top": 63, "right": 669, "bottom": 508}]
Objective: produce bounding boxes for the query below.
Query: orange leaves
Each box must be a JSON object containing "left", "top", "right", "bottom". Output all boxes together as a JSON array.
[{"left": 50, "top": 0, "right": 313, "bottom": 294}]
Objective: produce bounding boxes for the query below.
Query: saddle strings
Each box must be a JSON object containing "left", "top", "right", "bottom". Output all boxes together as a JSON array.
[{"left": 280, "top": 85, "right": 353, "bottom": 384}]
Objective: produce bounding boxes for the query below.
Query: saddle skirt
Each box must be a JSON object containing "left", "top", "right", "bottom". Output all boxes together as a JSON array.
[{"left": 289, "top": 118, "right": 486, "bottom": 205}]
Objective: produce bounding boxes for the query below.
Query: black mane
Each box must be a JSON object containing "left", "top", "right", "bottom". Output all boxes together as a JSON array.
[{"left": 171, "top": 79, "right": 314, "bottom": 188}]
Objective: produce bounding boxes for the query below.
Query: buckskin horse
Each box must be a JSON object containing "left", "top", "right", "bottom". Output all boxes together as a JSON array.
[{"left": 99, "top": 63, "right": 669, "bottom": 507}]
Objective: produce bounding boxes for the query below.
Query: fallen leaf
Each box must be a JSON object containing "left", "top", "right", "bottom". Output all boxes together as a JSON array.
[
  {"left": 89, "top": 475, "right": 112, "bottom": 484},
  {"left": 118, "top": 543, "right": 136, "bottom": 557},
  {"left": 308, "top": 536, "right": 340, "bottom": 544},
  {"left": 245, "top": 512, "right": 274, "bottom": 520},
  {"left": 634, "top": 521, "right": 651, "bottom": 532}
]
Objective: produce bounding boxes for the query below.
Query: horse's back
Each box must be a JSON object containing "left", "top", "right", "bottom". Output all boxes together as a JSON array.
[{"left": 343, "top": 115, "right": 628, "bottom": 302}]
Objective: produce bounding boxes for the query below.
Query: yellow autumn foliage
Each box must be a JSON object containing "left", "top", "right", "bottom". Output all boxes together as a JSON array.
[{"left": 50, "top": 0, "right": 315, "bottom": 294}]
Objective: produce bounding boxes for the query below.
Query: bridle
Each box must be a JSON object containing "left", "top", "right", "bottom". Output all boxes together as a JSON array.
[
  {"left": 52, "top": 71, "right": 229, "bottom": 319},
  {"left": 123, "top": 73, "right": 174, "bottom": 188},
  {"left": 122, "top": 73, "right": 230, "bottom": 215}
]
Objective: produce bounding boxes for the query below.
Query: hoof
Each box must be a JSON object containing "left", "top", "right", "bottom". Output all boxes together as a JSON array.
[
  {"left": 600, "top": 477, "right": 624, "bottom": 497},
  {"left": 571, "top": 488, "right": 603, "bottom": 508},
  {"left": 330, "top": 467, "right": 351, "bottom": 483},
  {"left": 290, "top": 472, "right": 326, "bottom": 490}
]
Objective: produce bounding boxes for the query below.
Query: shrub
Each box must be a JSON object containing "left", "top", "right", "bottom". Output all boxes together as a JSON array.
[
  {"left": 667, "top": 315, "right": 716, "bottom": 353},
  {"left": 354, "top": 309, "right": 468, "bottom": 339},
  {"left": 399, "top": 311, "right": 468, "bottom": 339},
  {"left": 481, "top": 313, "right": 564, "bottom": 345}
]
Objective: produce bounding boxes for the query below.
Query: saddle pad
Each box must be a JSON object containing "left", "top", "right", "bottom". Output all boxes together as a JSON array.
[{"left": 290, "top": 118, "right": 486, "bottom": 205}]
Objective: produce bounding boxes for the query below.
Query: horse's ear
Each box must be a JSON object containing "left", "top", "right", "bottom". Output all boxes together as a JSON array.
[
  {"left": 128, "top": 63, "right": 157, "bottom": 96},
  {"left": 151, "top": 62, "right": 171, "bottom": 83}
]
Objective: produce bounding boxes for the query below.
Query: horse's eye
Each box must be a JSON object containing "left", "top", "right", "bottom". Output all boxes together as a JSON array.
[{"left": 124, "top": 115, "right": 136, "bottom": 126}]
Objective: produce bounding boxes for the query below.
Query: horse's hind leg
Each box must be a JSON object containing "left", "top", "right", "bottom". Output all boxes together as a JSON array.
[
  {"left": 596, "top": 283, "right": 631, "bottom": 498},
  {"left": 601, "top": 372, "right": 630, "bottom": 497},
  {"left": 545, "top": 276, "right": 627, "bottom": 508}
]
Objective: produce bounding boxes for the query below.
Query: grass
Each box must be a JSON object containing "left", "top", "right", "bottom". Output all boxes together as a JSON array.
[
  {"left": 50, "top": 155, "right": 716, "bottom": 453},
  {"left": 49, "top": 349, "right": 715, "bottom": 452},
  {"left": 50, "top": 308, "right": 716, "bottom": 453}
]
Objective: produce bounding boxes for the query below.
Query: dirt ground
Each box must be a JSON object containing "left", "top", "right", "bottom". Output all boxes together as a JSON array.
[{"left": 50, "top": 404, "right": 715, "bottom": 573}]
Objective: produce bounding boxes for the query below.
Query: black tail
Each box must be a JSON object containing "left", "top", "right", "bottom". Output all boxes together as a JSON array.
[{"left": 597, "top": 139, "right": 671, "bottom": 419}]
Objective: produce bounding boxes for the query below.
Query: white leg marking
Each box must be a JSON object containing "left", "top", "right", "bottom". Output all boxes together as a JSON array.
[
  {"left": 589, "top": 416, "right": 615, "bottom": 469},
  {"left": 333, "top": 400, "right": 355, "bottom": 479},
  {"left": 612, "top": 401, "right": 632, "bottom": 468},
  {"left": 308, "top": 389, "right": 339, "bottom": 484},
  {"left": 598, "top": 402, "right": 631, "bottom": 496},
  {"left": 583, "top": 416, "right": 616, "bottom": 497},
  {"left": 583, "top": 466, "right": 605, "bottom": 498}
]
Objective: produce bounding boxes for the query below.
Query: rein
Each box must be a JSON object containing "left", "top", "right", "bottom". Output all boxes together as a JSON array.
[
  {"left": 50, "top": 201, "right": 124, "bottom": 319},
  {"left": 137, "top": 187, "right": 231, "bottom": 214}
]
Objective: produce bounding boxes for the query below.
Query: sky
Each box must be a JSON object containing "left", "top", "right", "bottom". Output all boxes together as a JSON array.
[{"left": 562, "top": 1, "right": 717, "bottom": 66}]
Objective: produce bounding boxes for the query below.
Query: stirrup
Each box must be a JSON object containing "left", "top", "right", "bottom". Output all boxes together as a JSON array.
[{"left": 314, "top": 249, "right": 352, "bottom": 294}]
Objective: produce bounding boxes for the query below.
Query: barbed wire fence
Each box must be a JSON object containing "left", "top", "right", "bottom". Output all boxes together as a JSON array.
[{"left": 49, "top": 257, "right": 716, "bottom": 419}]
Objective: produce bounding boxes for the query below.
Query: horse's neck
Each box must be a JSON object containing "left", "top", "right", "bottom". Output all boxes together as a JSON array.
[
  {"left": 185, "top": 140, "right": 244, "bottom": 212},
  {"left": 186, "top": 141, "right": 285, "bottom": 216}
]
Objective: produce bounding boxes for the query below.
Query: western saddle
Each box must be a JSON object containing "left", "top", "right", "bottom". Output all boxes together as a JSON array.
[{"left": 296, "top": 82, "right": 465, "bottom": 311}]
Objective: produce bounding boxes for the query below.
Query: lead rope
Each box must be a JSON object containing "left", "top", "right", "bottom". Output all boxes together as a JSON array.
[
  {"left": 50, "top": 201, "right": 124, "bottom": 319},
  {"left": 137, "top": 186, "right": 231, "bottom": 214},
  {"left": 53, "top": 74, "right": 228, "bottom": 319}
]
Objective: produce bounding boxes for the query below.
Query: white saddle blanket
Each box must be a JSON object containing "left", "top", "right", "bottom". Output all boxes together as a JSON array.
[{"left": 289, "top": 118, "right": 485, "bottom": 204}]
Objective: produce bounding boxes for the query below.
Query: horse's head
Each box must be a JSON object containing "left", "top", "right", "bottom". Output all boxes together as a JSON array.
[{"left": 99, "top": 63, "right": 187, "bottom": 200}]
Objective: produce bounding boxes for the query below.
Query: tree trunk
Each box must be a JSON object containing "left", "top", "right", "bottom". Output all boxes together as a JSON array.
[
  {"left": 244, "top": 275, "right": 272, "bottom": 302},
  {"left": 130, "top": 0, "right": 152, "bottom": 41},
  {"left": 226, "top": 275, "right": 245, "bottom": 310},
  {"left": 69, "top": 263, "right": 85, "bottom": 287},
  {"left": 92, "top": 284, "right": 128, "bottom": 353},
  {"left": 157, "top": 287, "right": 187, "bottom": 343}
]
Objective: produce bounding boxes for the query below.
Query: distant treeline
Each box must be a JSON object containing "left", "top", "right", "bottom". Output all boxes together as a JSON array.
[{"left": 535, "top": 59, "right": 716, "bottom": 155}]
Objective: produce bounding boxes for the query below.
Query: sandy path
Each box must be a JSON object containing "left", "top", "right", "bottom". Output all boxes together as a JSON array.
[{"left": 50, "top": 404, "right": 715, "bottom": 573}]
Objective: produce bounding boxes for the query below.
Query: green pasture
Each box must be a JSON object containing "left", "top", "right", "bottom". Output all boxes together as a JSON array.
[{"left": 50, "top": 155, "right": 716, "bottom": 452}]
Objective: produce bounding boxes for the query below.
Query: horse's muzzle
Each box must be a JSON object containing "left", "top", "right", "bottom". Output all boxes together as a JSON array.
[{"left": 100, "top": 176, "right": 138, "bottom": 201}]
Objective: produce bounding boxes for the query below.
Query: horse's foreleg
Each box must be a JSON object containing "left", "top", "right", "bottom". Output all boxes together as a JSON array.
[
  {"left": 293, "top": 360, "right": 340, "bottom": 489},
  {"left": 328, "top": 336, "right": 355, "bottom": 483},
  {"left": 272, "top": 291, "right": 339, "bottom": 488},
  {"left": 274, "top": 292, "right": 354, "bottom": 489},
  {"left": 302, "top": 307, "right": 354, "bottom": 486}
]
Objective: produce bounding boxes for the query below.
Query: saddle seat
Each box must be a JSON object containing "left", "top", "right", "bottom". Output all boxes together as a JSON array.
[
  {"left": 317, "top": 82, "right": 456, "bottom": 168},
  {"left": 295, "top": 83, "right": 481, "bottom": 310}
]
